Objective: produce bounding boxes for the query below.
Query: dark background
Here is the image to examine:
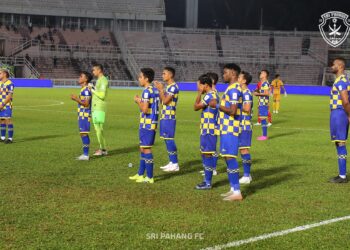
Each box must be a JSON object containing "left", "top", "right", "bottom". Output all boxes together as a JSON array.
[{"left": 165, "top": 0, "right": 350, "bottom": 31}]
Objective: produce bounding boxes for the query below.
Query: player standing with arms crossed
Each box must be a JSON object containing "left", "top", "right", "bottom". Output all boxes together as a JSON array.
[
  {"left": 154, "top": 67, "right": 180, "bottom": 172},
  {"left": 0, "top": 69, "right": 14, "bottom": 144},
  {"left": 218, "top": 64, "right": 243, "bottom": 201},
  {"left": 90, "top": 64, "right": 109, "bottom": 156},
  {"left": 329, "top": 58, "right": 350, "bottom": 183}
]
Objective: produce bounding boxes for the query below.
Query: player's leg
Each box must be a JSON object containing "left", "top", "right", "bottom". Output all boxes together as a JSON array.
[
  {"left": 196, "top": 134, "right": 217, "bottom": 189},
  {"left": 6, "top": 119, "right": 13, "bottom": 143},
  {"left": 239, "top": 130, "right": 252, "bottom": 184},
  {"left": 329, "top": 110, "right": 348, "bottom": 183},
  {"left": 77, "top": 117, "right": 90, "bottom": 160},
  {"left": 258, "top": 106, "right": 268, "bottom": 140},
  {"left": 92, "top": 111, "right": 107, "bottom": 156},
  {"left": 130, "top": 129, "right": 147, "bottom": 181},
  {"left": 273, "top": 95, "right": 277, "bottom": 113},
  {"left": 275, "top": 94, "right": 281, "bottom": 113},
  {"left": 160, "top": 119, "right": 179, "bottom": 171},
  {"left": 0, "top": 119, "right": 6, "bottom": 142}
]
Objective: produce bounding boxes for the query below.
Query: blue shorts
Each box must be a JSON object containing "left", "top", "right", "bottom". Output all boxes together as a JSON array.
[
  {"left": 220, "top": 134, "right": 239, "bottom": 158},
  {"left": 259, "top": 106, "right": 268, "bottom": 118},
  {"left": 239, "top": 130, "right": 252, "bottom": 149},
  {"left": 79, "top": 118, "right": 91, "bottom": 133},
  {"left": 330, "top": 109, "right": 349, "bottom": 142},
  {"left": 160, "top": 119, "right": 176, "bottom": 139},
  {"left": 200, "top": 134, "right": 217, "bottom": 154},
  {"left": 139, "top": 128, "right": 156, "bottom": 148},
  {"left": 0, "top": 107, "right": 12, "bottom": 119}
]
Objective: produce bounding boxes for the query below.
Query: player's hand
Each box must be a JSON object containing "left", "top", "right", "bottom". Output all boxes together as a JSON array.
[
  {"left": 134, "top": 95, "right": 140, "bottom": 103},
  {"left": 88, "top": 83, "right": 95, "bottom": 90},
  {"left": 0, "top": 105, "right": 3, "bottom": 110},
  {"left": 70, "top": 94, "right": 78, "bottom": 101},
  {"left": 253, "top": 92, "right": 258, "bottom": 96},
  {"left": 154, "top": 81, "right": 163, "bottom": 91}
]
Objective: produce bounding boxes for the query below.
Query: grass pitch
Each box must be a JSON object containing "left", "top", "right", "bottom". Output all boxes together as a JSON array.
[{"left": 1, "top": 88, "right": 350, "bottom": 249}]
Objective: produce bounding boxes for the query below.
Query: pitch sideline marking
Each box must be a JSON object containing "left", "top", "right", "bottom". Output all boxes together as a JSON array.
[
  {"left": 201, "top": 215, "right": 350, "bottom": 249},
  {"left": 16, "top": 100, "right": 64, "bottom": 108}
]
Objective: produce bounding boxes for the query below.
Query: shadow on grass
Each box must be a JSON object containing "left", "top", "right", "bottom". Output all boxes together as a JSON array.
[
  {"left": 212, "top": 164, "right": 300, "bottom": 193},
  {"left": 268, "top": 130, "right": 300, "bottom": 140},
  {"left": 90, "top": 145, "right": 139, "bottom": 160},
  {"left": 15, "top": 134, "right": 70, "bottom": 143},
  {"left": 156, "top": 159, "right": 202, "bottom": 182}
]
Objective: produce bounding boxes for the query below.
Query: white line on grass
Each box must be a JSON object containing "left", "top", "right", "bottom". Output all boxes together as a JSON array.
[
  {"left": 16, "top": 101, "right": 64, "bottom": 108},
  {"left": 201, "top": 215, "right": 350, "bottom": 249}
]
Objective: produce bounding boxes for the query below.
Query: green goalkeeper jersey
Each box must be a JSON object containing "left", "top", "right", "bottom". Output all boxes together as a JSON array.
[{"left": 92, "top": 75, "right": 109, "bottom": 112}]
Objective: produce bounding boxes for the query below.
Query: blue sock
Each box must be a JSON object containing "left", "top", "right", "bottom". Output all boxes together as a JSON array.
[
  {"left": 336, "top": 145, "right": 347, "bottom": 176},
  {"left": 203, "top": 156, "right": 214, "bottom": 185},
  {"left": 7, "top": 124, "right": 13, "bottom": 140},
  {"left": 226, "top": 158, "right": 240, "bottom": 191},
  {"left": 261, "top": 119, "right": 267, "bottom": 137},
  {"left": 242, "top": 154, "right": 252, "bottom": 177},
  {"left": 81, "top": 135, "right": 90, "bottom": 156},
  {"left": 144, "top": 153, "right": 154, "bottom": 178},
  {"left": 212, "top": 152, "right": 218, "bottom": 169},
  {"left": 0, "top": 124, "right": 5, "bottom": 139},
  {"left": 138, "top": 153, "right": 146, "bottom": 176},
  {"left": 165, "top": 140, "right": 178, "bottom": 164}
]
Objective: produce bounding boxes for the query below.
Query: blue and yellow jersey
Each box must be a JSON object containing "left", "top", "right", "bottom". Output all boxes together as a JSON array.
[
  {"left": 200, "top": 90, "right": 219, "bottom": 135},
  {"left": 140, "top": 85, "right": 160, "bottom": 130},
  {"left": 241, "top": 88, "right": 253, "bottom": 131},
  {"left": 259, "top": 81, "right": 269, "bottom": 106},
  {"left": 161, "top": 82, "right": 179, "bottom": 120},
  {"left": 330, "top": 74, "right": 350, "bottom": 110},
  {"left": 218, "top": 82, "right": 242, "bottom": 136},
  {"left": 78, "top": 86, "right": 92, "bottom": 120},
  {"left": 0, "top": 79, "right": 14, "bottom": 109}
]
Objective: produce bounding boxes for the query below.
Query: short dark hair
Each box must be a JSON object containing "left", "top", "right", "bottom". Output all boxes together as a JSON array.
[
  {"left": 261, "top": 69, "right": 270, "bottom": 77},
  {"left": 81, "top": 71, "right": 93, "bottom": 83},
  {"left": 334, "top": 57, "right": 346, "bottom": 67},
  {"left": 141, "top": 68, "right": 155, "bottom": 83},
  {"left": 275, "top": 74, "right": 280, "bottom": 78},
  {"left": 206, "top": 72, "right": 219, "bottom": 85},
  {"left": 198, "top": 74, "right": 213, "bottom": 87},
  {"left": 224, "top": 63, "right": 241, "bottom": 75},
  {"left": 0, "top": 69, "right": 9, "bottom": 78},
  {"left": 93, "top": 64, "right": 104, "bottom": 72},
  {"left": 240, "top": 71, "right": 252, "bottom": 85},
  {"left": 164, "top": 66, "right": 175, "bottom": 77}
]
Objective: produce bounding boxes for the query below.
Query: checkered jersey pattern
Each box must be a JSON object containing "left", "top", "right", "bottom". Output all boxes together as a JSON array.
[
  {"left": 140, "top": 85, "right": 160, "bottom": 130},
  {"left": 330, "top": 75, "right": 350, "bottom": 110},
  {"left": 218, "top": 83, "right": 242, "bottom": 136},
  {"left": 0, "top": 80, "right": 14, "bottom": 109},
  {"left": 241, "top": 88, "right": 253, "bottom": 131},
  {"left": 161, "top": 83, "right": 179, "bottom": 120},
  {"left": 77, "top": 86, "right": 92, "bottom": 120},
  {"left": 200, "top": 91, "right": 219, "bottom": 135},
  {"left": 258, "top": 81, "right": 269, "bottom": 106}
]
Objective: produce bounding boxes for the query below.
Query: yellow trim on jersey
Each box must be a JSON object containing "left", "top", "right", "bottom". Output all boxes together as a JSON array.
[{"left": 219, "top": 154, "right": 237, "bottom": 158}]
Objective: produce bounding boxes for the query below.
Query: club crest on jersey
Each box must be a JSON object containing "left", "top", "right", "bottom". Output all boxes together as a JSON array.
[{"left": 319, "top": 11, "right": 350, "bottom": 47}]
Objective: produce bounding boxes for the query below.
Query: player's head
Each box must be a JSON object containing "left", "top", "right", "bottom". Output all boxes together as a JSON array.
[
  {"left": 0, "top": 69, "right": 9, "bottom": 81},
  {"left": 275, "top": 74, "right": 280, "bottom": 79},
  {"left": 79, "top": 71, "right": 93, "bottom": 85},
  {"left": 163, "top": 67, "right": 175, "bottom": 82},
  {"left": 139, "top": 68, "right": 155, "bottom": 86},
  {"left": 332, "top": 57, "right": 346, "bottom": 74},
  {"left": 259, "top": 69, "right": 269, "bottom": 81},
  {"left": 92, "top": 64, "right": 103, "bottom": 77},
  {"left": 239, "top": 71, "right": 252, "bottom": 86},
  {"left": 198, "top": 74, "right": 212, "bottom": 93},
  {"left": 207, "top": 72, "right": 219, "bottom": 86},
  {"left": 223, "top": 63, "right": 241, "bottom": 83}
]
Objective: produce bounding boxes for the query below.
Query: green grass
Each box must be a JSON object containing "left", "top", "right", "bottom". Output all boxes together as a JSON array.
[{"left": 1, "top": 88, "right": 350, "bottom": 249}]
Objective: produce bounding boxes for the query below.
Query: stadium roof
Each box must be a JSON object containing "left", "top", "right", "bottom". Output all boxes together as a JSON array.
[{"left": 0, "top": 0, "right": 165, "bottom": 21}]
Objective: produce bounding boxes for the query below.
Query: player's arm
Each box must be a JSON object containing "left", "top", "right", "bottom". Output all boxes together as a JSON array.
[
  {"left": 254, "top": 88, "right": 269, "bottom": 96},
  {"left": 154, "top": 81, "right": 174, "bottom": 105},
  {"left": 242, "top": 102, "right": 251, "bottom": 113},
  {"left": 0, "top": 93, "right": 12, "bottom": 109},
  {"left": 71, "top": 94, "right": 90, "bottom": 108},
  {"left": 134, "top": 90, "right": 149, "bottom": 114},
  {"left": 281, "top": 82, "right": 286, "bottom": 94},
  {"left": 219, "top": 103, "right": 237, "bottom": 116},
  {"left": 91, "top": 78, "right": 108, "bottom": 100},
  {"left": 193, "top": 92, "right": 204, "bottom": 111},
  {"left": 340, "top": 90, "right": 350, "bottom": 117}
]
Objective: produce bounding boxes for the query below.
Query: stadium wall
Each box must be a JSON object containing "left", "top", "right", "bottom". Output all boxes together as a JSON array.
[{"left": 10, "top": 79, "right": 331, "bottom": 95}]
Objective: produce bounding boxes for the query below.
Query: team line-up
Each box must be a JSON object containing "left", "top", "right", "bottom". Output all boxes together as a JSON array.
[{"left": 0, "top": 58, "right": 347, "bottom": 201}]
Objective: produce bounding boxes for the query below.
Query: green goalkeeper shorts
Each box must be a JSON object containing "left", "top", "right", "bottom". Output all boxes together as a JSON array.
[{"left": 92, "top": 111, "right": 106, "bottom": 124}]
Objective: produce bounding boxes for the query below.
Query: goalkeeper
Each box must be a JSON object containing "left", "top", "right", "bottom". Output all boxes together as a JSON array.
[
  {"left": 90, "top": 64, "right": 109, "bottom": 156},
  {"left": 270, "top": 74, "right": 287, "bottom": 114}
]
